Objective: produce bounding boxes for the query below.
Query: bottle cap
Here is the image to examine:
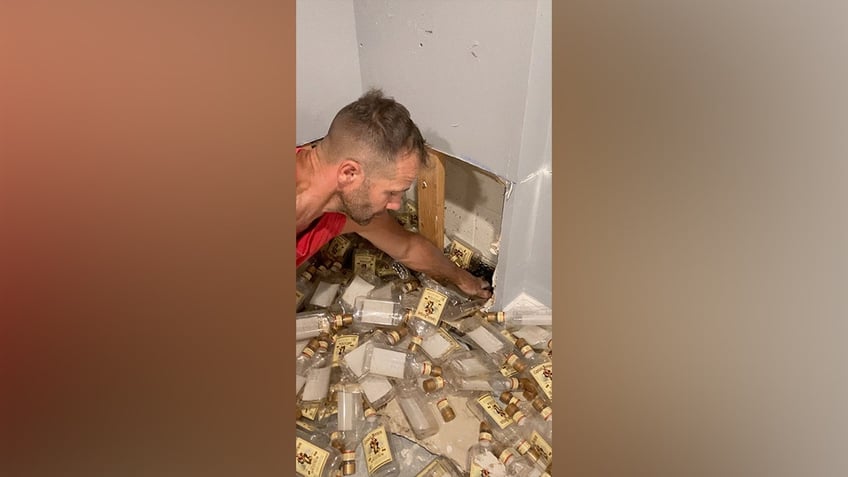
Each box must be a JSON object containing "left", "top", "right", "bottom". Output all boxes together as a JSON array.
[
  {"left": 430, "top": 365, "right": 443, "bottom": 377},
  {"left": 437, "top": 398, "right": 455, "bottom": 422},
  {"left": 499, "top": 391, "right": 514, "bottom": 405},
  {"left": 422, "top": 376, "right": 445, "bottom": 392}
]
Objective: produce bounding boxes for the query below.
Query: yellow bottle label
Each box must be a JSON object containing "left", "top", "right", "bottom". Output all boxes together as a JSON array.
[
  {"left": 530, "top": 431, "right": 553, "bottom": 463},
  {"left": 416, "top": 459, "right": 450, "bottom": 477},
  {"left": 530, "top": 362, "right": 553, "bottom": 400},
  {"left": 469, "top": 455, "right": 506, "bottom": 477},
  {"left": 362, "top": 426, "right": 393, "bottom": 473},
  {"left": 476, "top": 394, "right": 513, "bottom": 429},
  {"left": 414, "top": 288, "right": 448, "bottom": 326},
  {"left": 354, "top": 251, "right": 377, "bottom": 275},
  {"left": 332, "top": 335, "right": 359, "bottom": 365},
  {"left": 295, "top": 437, "right": 329, "bottom": 477},
  {"left": 448, "top": 240, "right": 474, "bottom": 269},
  {"left": 516, "top": 439, "right": 532, "bottom": 454},
  {"left": 327, "top": 235, "right": 352, "bottom": 261},
  {"left": 300, "top": 403, "right": 320, "bottom": 421},
  {"left": 500, "top": 364, "right": 518, "bottom": 377}
]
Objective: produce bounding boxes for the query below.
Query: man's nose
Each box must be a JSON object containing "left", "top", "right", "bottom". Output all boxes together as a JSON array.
[{"left": 386, "top": 197, "right": 402, "bottom": 211}]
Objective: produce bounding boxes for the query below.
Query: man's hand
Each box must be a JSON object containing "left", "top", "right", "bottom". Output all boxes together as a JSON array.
[{"left": 454, "top": 269, "right": 492, "bottom": 299}]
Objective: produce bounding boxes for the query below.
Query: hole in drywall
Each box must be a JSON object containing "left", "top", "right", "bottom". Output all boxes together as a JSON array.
[
  {"left": 359, "top": 42, "right": 364, "bottom": 48},
  {"left": 419, "top": 42, "right": 424, "bottom": 47}
]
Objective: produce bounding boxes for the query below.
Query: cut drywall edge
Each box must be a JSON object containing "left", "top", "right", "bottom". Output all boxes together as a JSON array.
[{"left": 503, "top": 292, "right": 550, "bottom": 314}]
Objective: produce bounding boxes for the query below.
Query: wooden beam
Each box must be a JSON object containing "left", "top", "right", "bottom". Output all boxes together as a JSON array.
[{"left": 417, "top": 149, "right": 446, "bottom": 250}]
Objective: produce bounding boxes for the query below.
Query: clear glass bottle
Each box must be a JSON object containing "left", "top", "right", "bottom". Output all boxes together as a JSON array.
[
  {"left": 482, "top": 309, "right": 553, "bottom": 329},
  {"left": 420, "top": 377, "right": 457, "bottom": 423},
  {"left": 395, "top": 380, "right": 441, "bottom": 440},
  {"left": 346, "top": 297, "right": 407, "bottom": 330},
  {"left": 296, "top": 309, "right": 347, "bottom": 341},
  {"left": 457, "top": 316, "right": 515, "bottom": 363},
  {"left": 363, "top": 342, "right": 439, "bottom": 381},
  {"left": 466, "top": 421, "right": 506, "bottom": 477},
  {"left": 296, "top": 421, "right": 343, "bottom": 477},
  {"left": 296, "top": 265, "right": 319, "bottom": 312},
  {"left": 446, "top": 349, "right": 500, "bottom": 377},
  {"left": 417, "top": 325, "right": 463, "bottom": 364},
  {"left": 414, "top": 455, "right": 464, "bottom": 477},
  {"left": 358, "top": 406, "right": 401, "bottom": 477}
]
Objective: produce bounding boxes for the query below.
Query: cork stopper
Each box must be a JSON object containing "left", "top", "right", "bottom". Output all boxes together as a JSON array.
[
  {"left": 341, "top": 450, "right": 356, "bottom": 475},
  {"left": 295, "top": 407, "right": 302, "bottom": 420},
  {"left": 422, "top": 376, "right": 445, "bottom": 392},
  {"left": 317, "top": 334, "right": 330, "bottom": 352},
  {"left": 515, "top": 338, "right": 535, "bottom": 358},
  {"left": 407, "top": 335, "right": 423, "bottom": 352},
  {"left": 437, "top": 398, "right": 455, "bottom": 422},
  {"left": 478, "top": 420, "right": 493, "bottom": 442},
  {"left": 363, "top": 406, "right": 377, "bottom": 419},
  {"left": 331, "top": 261, "right": 343, "bottom": 272},
  {"left": 333, "top": 313, "right": 354, "bottom": 329},
  {"left": 511, "top": 358, "right": 528, "bottom": 373},
  {"left": 430, "top": 364, "right": 443, "bottom": 377},
  {"left": 484, "top": 311, "right": 505, "bottom": 324},
  {"left": 385, "top": 326, "right": 408, "bottom": 345},
  {"left": 499, "top": 391, "right": 515, "bottom": 405},
  {"left": 402, "top": 279, "right": 421, "bottom": 293},
  {"left": 401, "top": 309, "right": 413, "bottom": 325},
  {"left": 301, "top": 270, "right": 313, "bottom": 281},
  {"left": 500, "top": 328, "right": 517, "bottom": 344}
]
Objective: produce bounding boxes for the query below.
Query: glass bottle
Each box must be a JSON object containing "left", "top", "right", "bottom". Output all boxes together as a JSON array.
[
  {"left": 466, "top": 421, "right": 506, "bottom": 477},
  {"left": 346, "top": 297, "right": 407, "bottom": 331},
  {"left": 420, "top": 377, "right": 457, "bottom": 423},
  {"left": 296, "top": 265, "right": 319, "bottom": 312},
  {"left": 446, "top": 349, "right": 500, "bottom": 377},
  {"left": 457, "top": 316, "right": 515, "bottom": 362},
  {"left": 358, "top": 406, "right": 401, "bottom": 477},
  {"left": 363, "top": 342, "right": 439, "bottom": 381},
  {"left": 395, "top": 380, "right": 441, "bottom": 440},
  {"left": 414, "top": 455, "right": 464, "bottom": 477},
  {"left": 296, "top": 421, "right": 343, "bottom": 477},
  {"left": 296, "top": 309, "right": 347, "bottom": 341},
  {"left": 482, "top": 309, "right": 553, "bottom": 329}
]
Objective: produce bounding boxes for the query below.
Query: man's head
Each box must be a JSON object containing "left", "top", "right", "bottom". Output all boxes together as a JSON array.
[{"left": 322, "top": 89, "right": 429, "bottom": 225}]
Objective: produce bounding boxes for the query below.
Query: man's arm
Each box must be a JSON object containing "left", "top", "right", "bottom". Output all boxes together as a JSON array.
[{"left": 341, "top": 213, "right": 492, "bottom": 299}]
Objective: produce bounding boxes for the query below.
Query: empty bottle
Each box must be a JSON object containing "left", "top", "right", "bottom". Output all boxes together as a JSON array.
[
  {"left": 296, "top": 422, "right": 343, "bottom": 477},
  {"left": 358, "top": 406, "right": 400, "bottom": 477},
  {"left": 396, "top": 381, "right": 441, "bottom": 440}
]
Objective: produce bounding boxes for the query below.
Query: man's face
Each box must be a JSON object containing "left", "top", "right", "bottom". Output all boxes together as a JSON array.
[{"left": 340, "top": 150, "right": 420, "bottom": 226}]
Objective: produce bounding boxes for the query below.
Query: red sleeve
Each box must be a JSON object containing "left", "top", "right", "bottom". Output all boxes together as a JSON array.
[{"left": 296, "top": 212, "right": 347, "bottom": 267}]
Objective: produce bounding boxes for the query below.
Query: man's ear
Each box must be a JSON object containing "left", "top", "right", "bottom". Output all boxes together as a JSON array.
[{"left": 337, "top": 160, "right": 364, "bottom": 189}]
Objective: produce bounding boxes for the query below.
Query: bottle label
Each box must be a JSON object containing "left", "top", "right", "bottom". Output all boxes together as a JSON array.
[
  {"left": 295, "top": 437, "right": 329, "bottom": 477},
  {"left": 327, "top": 235, "right": 352, "bottom": 261},
  {"left": 416, "top": 459, "right": 450, "bottom": 477},
  {"left": 354, "top": 250, "right": 377, "bottom": 275},
  {"left": 362, "top": 425, "right": 394, "bottom": 473},
  {"left": 421, "top": 328, "right": 461, "bottom": 360},
  {"left": 495, "top": 311, "right": 506, "bottom": 324},
  {"left": 498, "top": 448, "right": 515, "bottom": 465},
  {"left": 530, "top": 430, "right": 553, "bottom": 463},
  {"left": 430, "top": 377, "right": 446, "bottom": 390},
  {"left": 505, "top": 354, "right": 521, "bottom": 367},
  {"left": 499, "top": 364, "right": 518, "bottom": 377},
  {"left": 476, "top": 394, "right": 513, "bottom": 429},
  {"left": 448, "top": 240, "right": 474, "bottom": 268},
  {"left": 516, "top": 439, "right": 532, "bottom": 455},
  {"left": 420, "top": 361, "right": 433, "bottom": 376},
  {"left": 301, "top": 346, "right": 315, "bottom": 359},
  {"left": 300, "top": 403, "right": 320, "bottom": 421},
  {"left": 469, "top": 454, "right": 506, "bottom": 477},
  {"left": 414, "top": 288, "right": 448, "bottom": 326},
  {"left": 436, "top": 397, "right": 450, "bottom": 411},
  {"left": 530, "top": 362, "right": 553, "bottom": 400},
  {"left": 332, "top": 335, "right": 359, "bottom": 366},
  {"left": 512, "top": 409, "right": 526, "bottom": 423},
  {"left": 540, "top": 406, "right": 553, "bottom": 421}
]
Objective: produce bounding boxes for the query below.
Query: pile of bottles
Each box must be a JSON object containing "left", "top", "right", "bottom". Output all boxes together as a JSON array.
[{"left": 295, "top": 232, "right": 553, "bottom": 477}]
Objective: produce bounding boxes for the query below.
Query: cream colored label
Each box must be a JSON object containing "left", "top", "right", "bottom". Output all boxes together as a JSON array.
[
  {"left": 476, "top": 394, "right": 513, "bottom": 429},
  {"left": 530, "top": 362, "right": 553, "bottom": 400},
  {"left": 416, "top": 459, "right": 450, "bottom": 477},
  {"left": 300, "top": 403, "right": 320, "bottom": 421},
  {"left": 530, "top": 431, "right": 553, "bottom": 463},
  {"left": 332, "top": 335, "right": 359, "bottom": 366},
  {"left": 516, "top": 439, "right": 532, "bottom": 454},
  {"left": 354, "top": 251, "right": 377, "bottom": 275},
  {"left": 500, "top": 364, "right": 518, "bottom": 377},
  {"left": 327, "top": 235, "right": 352, "bottom": 260},
  {"left": 540, "top": 406, "right": 553, "bottom": 421},
  {"left": 505, "top": 354, "right": 520, "bottom": 367},
  {"left": 448, "top": 240, "right": 473, "bottom": 268},
  {"left": 362, "top": 426, "right": 393, "bottom": 473},
  {"left": 436, "top": 398, "right": 450, "bottom": 411},
  {"left": 414, "top": 288, "right": 448, "bottom": 326},
  {"left": 295, "top": 437, "right": 329, "bottom": 477},
  {"left": 469, "top": 453, "right": 506, "bottom": 477}
]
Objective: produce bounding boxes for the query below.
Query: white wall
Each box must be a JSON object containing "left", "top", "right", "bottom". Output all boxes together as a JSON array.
[
  {"left": 297, "top": 0, "right": 551, "bottom": 308},
  {"left": 295, "top": 0, "right": 362, "bottom": 144}
]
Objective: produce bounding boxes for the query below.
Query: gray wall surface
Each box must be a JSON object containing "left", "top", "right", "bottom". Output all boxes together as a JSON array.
[{"left": 296, "top": 0, "right": 362, "bottom": 144}]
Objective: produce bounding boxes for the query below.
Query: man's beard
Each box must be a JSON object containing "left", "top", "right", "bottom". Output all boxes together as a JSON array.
[{"left": 339, "top": 180, "right": 380, "bottom": 226}]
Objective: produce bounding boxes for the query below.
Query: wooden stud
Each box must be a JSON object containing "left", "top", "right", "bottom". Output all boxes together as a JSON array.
[{"left": 417, "top": 149, "right": 446, "bottom": 250}]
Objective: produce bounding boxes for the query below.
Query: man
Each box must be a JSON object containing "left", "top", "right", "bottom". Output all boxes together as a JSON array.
[{"left": 296, "top": 89, "right": 492, "bottom": 299}]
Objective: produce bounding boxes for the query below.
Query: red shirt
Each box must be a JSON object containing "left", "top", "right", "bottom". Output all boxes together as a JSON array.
[{"left": 296, "top": 212, "right": 347, "bottom": 267}]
